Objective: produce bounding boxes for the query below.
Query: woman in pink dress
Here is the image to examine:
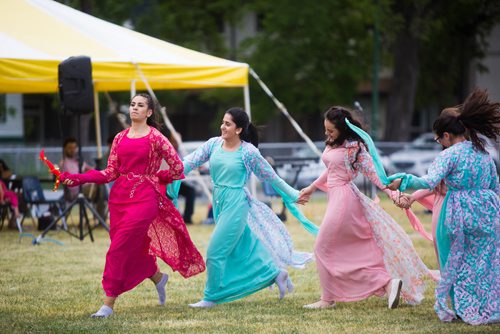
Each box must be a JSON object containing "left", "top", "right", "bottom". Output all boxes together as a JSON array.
[
  {"left": 300, "top": 106, "right": 436, "bottom": 309},
  {"left": 61, "top": 93, "right": 205, "bottom": 318}
]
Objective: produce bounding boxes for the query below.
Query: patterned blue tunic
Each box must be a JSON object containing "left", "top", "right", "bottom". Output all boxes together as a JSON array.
[{"left": 395, "top": 141, "right": 499, "bottom": 325}]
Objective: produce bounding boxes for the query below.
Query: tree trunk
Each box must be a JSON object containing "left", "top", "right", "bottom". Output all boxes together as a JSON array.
[{"left": 384, "top": 30, "right": 420, "bottom": 141}]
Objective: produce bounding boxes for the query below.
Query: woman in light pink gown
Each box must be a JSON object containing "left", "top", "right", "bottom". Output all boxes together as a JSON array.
[
  {"left": 300, "top": 107, "right": 436, "bottom": 309},
  {"left": 61, "top": 94, "right": 205, "bottom": 318}
]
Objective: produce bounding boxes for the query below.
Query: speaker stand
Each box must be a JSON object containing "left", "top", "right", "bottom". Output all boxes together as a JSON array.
[
  {"left": 33, "top": 192, "right": 108, "bottom": 244},
  {"left": 33, "top": 112, "right": 109, "bottom": 244}
]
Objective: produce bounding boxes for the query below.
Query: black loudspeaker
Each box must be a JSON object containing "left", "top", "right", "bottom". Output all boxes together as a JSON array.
[{"left": 58, "top": 56, "right": 94, "bottom": 113}]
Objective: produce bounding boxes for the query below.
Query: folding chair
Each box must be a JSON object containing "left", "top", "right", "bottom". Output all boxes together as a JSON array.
[{"left": 20, "top": 176, "right": 65, "bottom": 243}]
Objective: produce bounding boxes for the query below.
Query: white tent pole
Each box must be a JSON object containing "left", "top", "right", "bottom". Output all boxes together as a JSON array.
[
  {"left": 244, "top": 83, "right": 251, "bottom": 120},
  {"left": 249, "top": 68, "right": 322, "bottom": 158},
  {"left": 93, "top": 90, "right": 103, "bottom": 160},
  {"left": 131, "top": 80, "right": 136, "bottom": 98},
  {"left": 133, "top": 62, "right": 213, "bottom": 202},
  {"left": 243, "top": 84, "right": 257, "bottom": 196}
]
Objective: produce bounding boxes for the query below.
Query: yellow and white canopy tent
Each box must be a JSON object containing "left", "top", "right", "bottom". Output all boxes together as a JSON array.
[
  {"left": 0, "top": 0, "right": 321, "bottom": 163},
  {"left": 0, "top": 0, "right": 251, "bottom": 161},
  {"left": 0, "top": 0, "right": 249, "bottom": 93}
]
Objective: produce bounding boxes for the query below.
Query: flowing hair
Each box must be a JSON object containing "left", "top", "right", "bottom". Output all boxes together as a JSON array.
[
  {"left": 433, "top": 89, "right": 500, "bottom": 152},
  {"left": 324, "top": 106, "right": 366, "bottom": 169}
]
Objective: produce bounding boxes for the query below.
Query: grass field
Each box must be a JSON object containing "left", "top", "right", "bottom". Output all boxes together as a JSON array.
[{"left": 0, "top": 196, "right": 497, "bottom": 333}]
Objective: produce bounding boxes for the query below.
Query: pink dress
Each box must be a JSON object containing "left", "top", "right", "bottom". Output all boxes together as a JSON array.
[
  {"left": 313, "top": 141, "right": 435, "bottom": 304},
  {"left": 62, "top": 127, "right": 205, "bottom": 297}
]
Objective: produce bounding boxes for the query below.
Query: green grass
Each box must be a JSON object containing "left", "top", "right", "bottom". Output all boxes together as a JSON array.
[{"left": 0, "top": 196, "right": 497, "bottom": 333}]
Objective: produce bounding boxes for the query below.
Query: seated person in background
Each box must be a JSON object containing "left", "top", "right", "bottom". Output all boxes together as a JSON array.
[
  {"left": 0, "top": 159, "right": 14, "bottom": 181},
  {"left": 59, "top": 137, "right": 93, "bottom": 202},
  {"left": 0, "top": 178, "right": 20, "bottom": 218}
]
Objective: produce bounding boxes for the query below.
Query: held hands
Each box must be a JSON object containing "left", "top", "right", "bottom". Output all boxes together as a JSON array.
[
  {"left": 393, "top": 193, "right": 412, "bottom": 209},
  {"left": 297, "top": 185, "right": 315, "bottom": 205},
  {"left": 387, "top": 178, "right": 402, "bottom": 191}
]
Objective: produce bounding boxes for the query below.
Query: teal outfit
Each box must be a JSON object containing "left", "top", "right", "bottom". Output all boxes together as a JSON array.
[
  {"left": 205, "top": 145, "right": 279, "bottom": 303},
  {"left": 170, "top": 137, "right": 318, "bottom": 304}
]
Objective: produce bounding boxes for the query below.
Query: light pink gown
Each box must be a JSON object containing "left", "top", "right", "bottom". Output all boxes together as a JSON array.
[{"left": 313, "top": 141, "right": 435, "bottom": 304}]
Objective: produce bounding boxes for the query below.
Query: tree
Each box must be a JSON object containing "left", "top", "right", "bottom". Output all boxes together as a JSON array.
[
  {"left": 243, "top": 0, "right": 377, "bottom": 127},
  {"left": 382, "top": 0, "right": 500, "bottom": 141}
]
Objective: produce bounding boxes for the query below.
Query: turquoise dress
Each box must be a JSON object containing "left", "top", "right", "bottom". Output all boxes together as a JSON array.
[
  {"left": 205, "top": 144, "right": 279, "bottom": 302},
  {"left": 170, "top": 137, "right": 318, "bottom": 304}
]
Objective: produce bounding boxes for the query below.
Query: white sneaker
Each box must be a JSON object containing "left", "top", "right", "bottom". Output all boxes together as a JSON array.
[
  {"left": 388, "top": 278, "right": 403, "bottom": 309},
  {"left": 188, "top": 300, "right": 216, "bottom": 308},
  {"left": 303, "top": 300, "right": 336, "bottom": 309},
  {"left": 90, "top": 305, "right": 113, "bottom": 318}
]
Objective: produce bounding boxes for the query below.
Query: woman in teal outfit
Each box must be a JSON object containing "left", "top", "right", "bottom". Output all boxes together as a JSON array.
[
  {"left": 174, "top": 107, "right": 315, "bottom": 308},
  {"left": 388, "top": 89, "right": 499, "bottom": 325}
]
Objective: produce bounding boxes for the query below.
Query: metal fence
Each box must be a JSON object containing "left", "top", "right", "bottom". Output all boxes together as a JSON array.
[{"left": 0, "top": 141, "right": 407, "bottom": 180}]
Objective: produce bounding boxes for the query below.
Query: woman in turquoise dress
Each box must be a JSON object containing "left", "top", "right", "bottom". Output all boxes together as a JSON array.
[
  {"left": 388, "top": 89, "right": 499, "bottom": 325},
  {"left": 171, "top": 107, "right": 317, "bottom": 308}
]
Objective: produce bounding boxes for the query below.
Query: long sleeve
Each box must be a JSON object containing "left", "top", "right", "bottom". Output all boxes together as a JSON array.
[
  {"left": 389, "top": 149, "right": 456, "bottom": 192},
  {"left": 411, "top": 189, "right": 434, "bottom": 201},
  {"left": 244, "top": 144, "right": 319, "bottom": 236},
  {"left": 167, "top": 137, "right": 217, "bottom": 204},
  {"left": 489, "top": 160, "right": 500, "bottom": 195},
  {"left": 182, "top": 137, "right": 218, "bottom": 175},
  {"left": 157, "top": 135, "right": 184, "bottom": 180},
  {"left": 97, "top": 133, "right": 121, "bottom": 182},
  {"left": 420, "top": 149, "right": 455, "bottom": 189},
  {"left": 352, "top": 145, "right": 399, "bottom": 201},
  {"left": 312, "top": 169, "right": 328, "bottom": 192},
  {"left": 410, "top": 189, "right": 435, "bottom": 211},
  {"left": 246, "top": 147, "right": 298, "bottom": 201}
]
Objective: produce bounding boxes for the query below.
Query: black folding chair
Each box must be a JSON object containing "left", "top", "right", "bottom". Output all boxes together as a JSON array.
[{"left": 20, "top": 176, "right": 65, "bottom": 243}]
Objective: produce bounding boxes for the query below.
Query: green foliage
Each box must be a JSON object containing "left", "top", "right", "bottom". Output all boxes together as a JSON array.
[
  {"left": 415, "top": 0, "right": 500, "bottom": 108},
  {"left": 243, "top": 0, "right": 378, "bottom": 122},
  {"left": 380, "top": 0, "right": 500, "bottom": 109}
]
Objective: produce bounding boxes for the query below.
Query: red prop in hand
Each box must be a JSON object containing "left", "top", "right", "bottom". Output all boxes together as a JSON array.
[{"left": 39, "top": 149, "right": 61, "bottom": 191}]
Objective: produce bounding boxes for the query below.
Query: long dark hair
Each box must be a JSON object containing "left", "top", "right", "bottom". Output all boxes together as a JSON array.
[
  {"left": 324, "top": 106, "right": 366, "bottom": 168},
  {"left": 132, "top": 93, "right": 161, "bottom": 129},
  {"left": 433, "top": 89, "right": 500, "bottom": 152},
  {"left": 225, "top": 107, "right": 259, "bottom": 147}
]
